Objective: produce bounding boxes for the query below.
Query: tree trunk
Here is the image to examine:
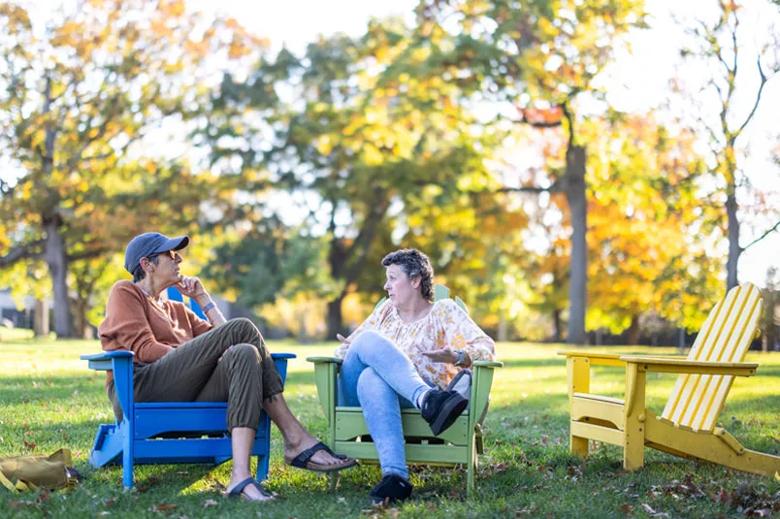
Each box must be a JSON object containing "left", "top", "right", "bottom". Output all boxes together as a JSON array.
[
  {"left": 626, "top": 315, "right": 640, "bottom": 345},
  {"left": 552, "top": 309, "right": 562, "bottom": 342},
  {"left": 725, "top": 189, "right": 740, "bottom": 290},
  {"left": 33, "top": 298, "right": 50, "bottom": 337},
  {"left": 565, "top": 143, "right": 587, "bottom": 345},
  {"left": 72, "top": 296, "right": 90, "bottom": 339},
  {"left": 497, "top": 315, "right": 508, "bottom": 342},
  {"left": 43, "top": 219, "right": 74, "bottom": 338},
  {"left": 763, "top": 287, "right": 776, "bottom": 353},
  {"left": 323, "top": 192, "right": 391, "bottom": 338},
  {"left": 40, "top": 76, "right": 73, "bottom": 338},
  {"left": 326, "top": 294, "right": 346, "bottom": 340}
]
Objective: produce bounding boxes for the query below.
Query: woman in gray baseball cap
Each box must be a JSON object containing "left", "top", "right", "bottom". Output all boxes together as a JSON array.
[{"left": 98, "top": 232, "right": 355, "bottom": 501}]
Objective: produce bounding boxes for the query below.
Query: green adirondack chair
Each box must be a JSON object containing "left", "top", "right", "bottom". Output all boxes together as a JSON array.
[{"left": 307, "top": 285, "right": 502, "bottom": 497}]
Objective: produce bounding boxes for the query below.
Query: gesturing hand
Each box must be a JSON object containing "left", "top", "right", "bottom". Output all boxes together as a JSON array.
[
  {"left": 422, "top": 347, "right": 458, "bottom": 364},
  {"left": 336, "top": 333, "right": 351, "bottom": 345},
  {"left": 176, "top": 276, "right": 206, "bottom": 299}
]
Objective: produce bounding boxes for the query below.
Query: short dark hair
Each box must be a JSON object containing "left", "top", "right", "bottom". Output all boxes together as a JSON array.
[
  {"left": 132, "top": 255, "right": 160, "bottom": 283},
  {"left": 381, "top": 248, "right": 434, "bottom": 302}
]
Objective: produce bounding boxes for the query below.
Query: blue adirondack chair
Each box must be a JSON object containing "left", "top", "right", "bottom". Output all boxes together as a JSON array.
[{"left": 83, "top": 289, "right": 294, "bottom": 489}]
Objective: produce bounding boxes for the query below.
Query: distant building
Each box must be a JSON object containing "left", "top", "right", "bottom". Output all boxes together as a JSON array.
[{"left": 0, "top": 289, "right": 36, "bottom": 328}]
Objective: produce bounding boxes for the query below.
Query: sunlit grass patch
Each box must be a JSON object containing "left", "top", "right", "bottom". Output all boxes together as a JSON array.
[{"left": 0, "top": 339, "right": 778, "bottom": 517}]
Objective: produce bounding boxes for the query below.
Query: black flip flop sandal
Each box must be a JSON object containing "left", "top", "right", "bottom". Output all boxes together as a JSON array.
[{"left": 287, "top": 442, "right": 357, "bottom": 473}]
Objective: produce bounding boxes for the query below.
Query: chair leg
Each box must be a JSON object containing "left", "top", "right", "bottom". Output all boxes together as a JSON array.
[
  {"left": 571, "top": 434, "right": 589, "bottom": 458},
  {"left": 466, "top": 462, "right": 475, "bottom": 498},
  {"left": 623, "top": 363, "right": 646, "bottom": 471},
  {"left": 122, "top": 436, "right": 133, "bottom": 489},
  {"left": 256, "top": 453, "right": 270, "bottom": 482},
  {"left": 329, "top": 473, "right": 339, "bottom": 492}
]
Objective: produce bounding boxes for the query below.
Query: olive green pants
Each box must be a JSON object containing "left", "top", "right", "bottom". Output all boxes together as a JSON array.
[{"left": 108, "top": 318, "right": 283, "bottom": 430}]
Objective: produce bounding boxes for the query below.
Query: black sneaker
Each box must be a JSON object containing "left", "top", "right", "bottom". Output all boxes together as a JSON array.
[
  {"left": 420, "top": 388, "right": 468, "bottom": 435},
  {"left": 370, "top": 474, "right": 413, "bottom": 505}
]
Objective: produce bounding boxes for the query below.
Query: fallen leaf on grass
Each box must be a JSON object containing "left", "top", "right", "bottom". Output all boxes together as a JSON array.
[
  {"left": 620, "top": 503, "right": 634, "bottom": 514},
  {"left": 485, "top": 462, "right": 509, "bottom": 475},
  {"left": 714, "top": 488, "right": 731, "bottom": 504},
  {"left": 565, "top": 465, "right": 582, "bottom": 481},
  {"left": 726, "top": 483, "right": 780, "bottom": 517},
  {"left": 135, "top": 476, "right": 160, "bottom": 493},
  {"left": 361, "top": 504, "right": 400, "bottom": 518},
  {"left": 203, "top": 499, "right": 218, "bottom": 508},
  {"left": 651, "top": 474, "right": 706, "bottom": 500},
  {"left": 36, "top": 489, "right": 50, "bottom": 503},
  {"left": 641, "top": 503, "right": 656, "bottom": 514},
  {"left": 9, "top": 501, "right": 39, "bottom": 511},
  {"left": 640, "top": 503, "right": 671, "bottom": 518},
  {"left": 150, "top": 503, "right": 177, "bottom": 513}
]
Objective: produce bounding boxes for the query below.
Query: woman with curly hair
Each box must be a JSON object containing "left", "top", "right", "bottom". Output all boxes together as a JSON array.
[{"left": 336, "top": 248, "right": 495, "bottom": 504}]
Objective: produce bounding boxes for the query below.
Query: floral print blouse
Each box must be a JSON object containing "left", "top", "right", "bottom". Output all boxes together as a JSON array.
[{"left": 335, "top": 298, "right": 496, "bottom": 389}]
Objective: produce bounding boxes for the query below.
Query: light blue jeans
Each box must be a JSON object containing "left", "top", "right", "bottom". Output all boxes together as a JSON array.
[{"left": 338, "top": 330, "right": 432, "bottom": 479}]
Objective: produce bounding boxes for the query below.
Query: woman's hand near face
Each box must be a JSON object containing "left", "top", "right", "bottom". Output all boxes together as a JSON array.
[
  {"left": 421, "top": 347, "right": 458, "bottom": 364},
  {"left": 177, "top": 276, "right": 207, "bottom": 301}
]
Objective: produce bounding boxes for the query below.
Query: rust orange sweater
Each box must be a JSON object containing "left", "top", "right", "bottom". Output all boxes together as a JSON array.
[{"left": 98, "top": 280, "right": 212, "bottom": 384}]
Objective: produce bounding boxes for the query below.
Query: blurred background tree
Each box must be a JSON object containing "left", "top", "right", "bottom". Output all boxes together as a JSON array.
[
  {"left": 0, "top": 0, "right": 777, "bottom": 345},
  {"left": 0, "top": 0, "right": 259, "bottom": 336},
  {"left": 671, "top": 0, "right": 780, "bottom": 290}
]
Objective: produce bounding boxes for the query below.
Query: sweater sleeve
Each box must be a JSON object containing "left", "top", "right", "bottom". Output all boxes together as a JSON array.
[
  {"left": 185, "top": 305, "right": 213, "bottom": 337},
  {"left": 439, "top": 300, "right": 495, "bottom": 362},
  {"left": 99, "top": 282, "right": 173, "bottom": 363}
]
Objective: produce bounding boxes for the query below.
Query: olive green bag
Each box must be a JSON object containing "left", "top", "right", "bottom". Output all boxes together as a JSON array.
[{"left": 0, "top": 449, "right": 79, "bottom": 492}]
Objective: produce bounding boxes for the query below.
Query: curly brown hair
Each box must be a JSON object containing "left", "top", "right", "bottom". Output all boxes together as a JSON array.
[{"left": 381, "top": 248, "right": 434, "bottom": 302}]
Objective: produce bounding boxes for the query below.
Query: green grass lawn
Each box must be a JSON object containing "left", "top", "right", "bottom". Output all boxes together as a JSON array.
[{"left": 1, "top": 334, "right": 779, "bottom": 518}]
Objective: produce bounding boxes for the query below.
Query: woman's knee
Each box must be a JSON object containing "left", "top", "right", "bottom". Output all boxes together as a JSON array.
[
  {"left": 356, "top": 367, "right": 390, "bottom": 397},
  {"left": 351, "top": 330, "right": 391, "bottom": 352},
  {"left": 221, "top": 342, "right": 260, "bottom": 365},
  {"left": 225, "top": 317, "right": 265, "bottom": 344},
  {"left": 225, "top": 316, "right": 256, "bottom": 333}
]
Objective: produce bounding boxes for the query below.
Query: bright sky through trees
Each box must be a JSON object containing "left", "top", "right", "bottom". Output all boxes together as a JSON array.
[
  {"left": 11, "top": 0, "right": 779, "bottom": 288},
  {"left": 199, "top": 0, "right": 780, "bottom": 289}
]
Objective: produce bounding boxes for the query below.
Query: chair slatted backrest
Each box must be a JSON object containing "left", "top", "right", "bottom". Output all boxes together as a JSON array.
[{"left": 661, "top": 284, "right": 763, "bottom": 432}]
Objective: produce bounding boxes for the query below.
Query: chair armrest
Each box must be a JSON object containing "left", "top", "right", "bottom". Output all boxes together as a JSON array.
[
  {"left": 306, "top": 356, "right": 343, "bottom": 365},
  {"left": 473, "top": 360, "right": 503, "bottom": 369},
  {"left": 470, "top": 361, "right": 501, "bottom": 426},
  {"left": 81, "top": 350, "right": 134, "bottom": 361},
  {"left": 271, "top": 353, "right": 297, "bottom": 360},
  {"left": 558, "top": 350, "right": 625, "bottom": 367},
  {"left": 307, "top": 356, "right": 340, "bottom": 421},
  {"left": 619, "top": 355, "right": 758, "bottom": 376},
  {"left": 81, "top": 350, "right": 134, "bottom": 371}
]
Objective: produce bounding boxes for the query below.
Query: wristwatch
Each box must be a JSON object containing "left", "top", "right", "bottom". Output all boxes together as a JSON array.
[{"left": 454, "top": 349, "right": 467, "bottom": 367}]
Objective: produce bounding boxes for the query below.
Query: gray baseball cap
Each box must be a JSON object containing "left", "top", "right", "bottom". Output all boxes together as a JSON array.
[{"left": 124, "top": 232, "right": 189, "bottom": 274}]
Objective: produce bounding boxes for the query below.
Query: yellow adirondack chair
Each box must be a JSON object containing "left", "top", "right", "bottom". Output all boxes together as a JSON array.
[{"left": 560, "top": 283, "right": 779, "bottom": 476}]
